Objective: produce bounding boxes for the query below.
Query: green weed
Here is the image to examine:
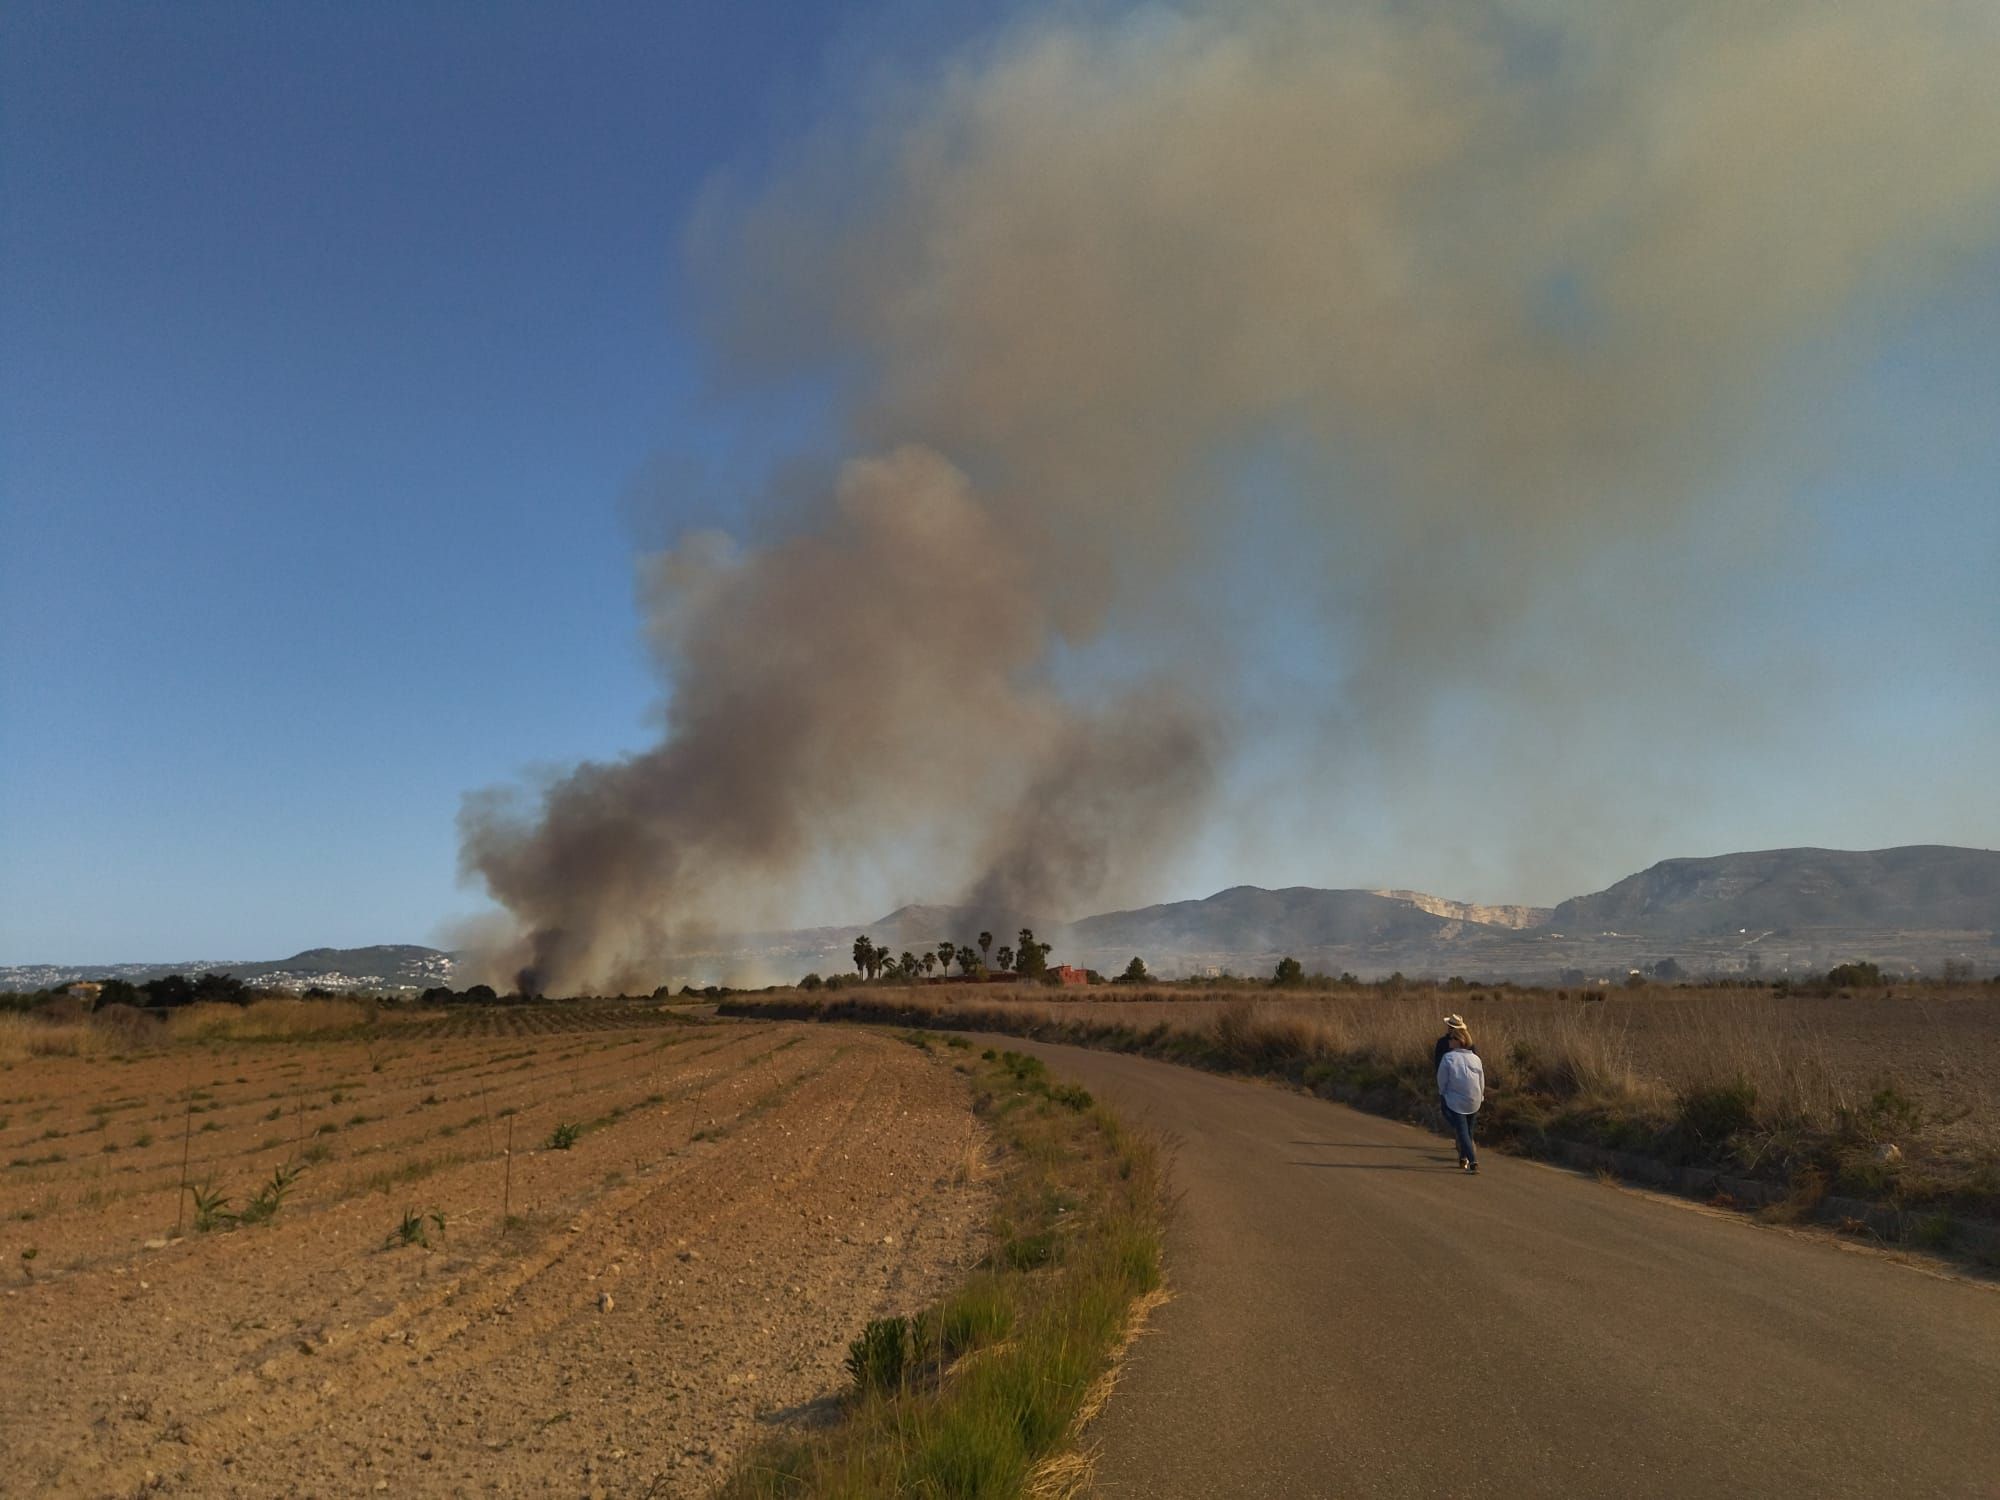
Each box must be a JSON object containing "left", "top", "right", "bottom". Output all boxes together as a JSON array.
[
  {"left": 388, "top": 1207, "right": 446, "bottom": 1249},
  {"left": 545, "top": 1121, "right": 581, "bottom": 1151},
  {"left": 236, "top": 1162, "right": 303, "bottom": 1226},
  {"left": 189, "top": 1182, "right": 233, "bottom": 1233}
]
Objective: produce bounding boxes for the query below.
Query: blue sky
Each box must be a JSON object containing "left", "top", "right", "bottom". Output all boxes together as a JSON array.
[
  {"left": 3, "top": 2, "right": 1997, "bottom": 963},
  {"left": 1, "top": 2, "right": 868, "bottom": 960}
]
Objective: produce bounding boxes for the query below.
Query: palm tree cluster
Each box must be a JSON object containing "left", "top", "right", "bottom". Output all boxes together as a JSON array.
[{"left": 847, "top": 926, "right": 1055, "bottom": 981}]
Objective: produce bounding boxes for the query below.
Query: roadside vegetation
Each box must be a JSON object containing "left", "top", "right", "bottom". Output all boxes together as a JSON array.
[
  {"left": 723, "top": 982, "right": 2000, "bottom": 1255},
  {"left": 722, "top": 1038, "right": 1164, "bottom": 1498}
]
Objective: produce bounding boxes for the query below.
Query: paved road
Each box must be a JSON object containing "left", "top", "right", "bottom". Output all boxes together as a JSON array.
[{"left": 993, "top": 1039, "right": 2000, "bottom": 1498}]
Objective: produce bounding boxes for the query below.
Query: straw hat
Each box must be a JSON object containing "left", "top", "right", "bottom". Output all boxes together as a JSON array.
[{"left": 1443, "top": 1014, "right": 1470, "bottom": 1034}]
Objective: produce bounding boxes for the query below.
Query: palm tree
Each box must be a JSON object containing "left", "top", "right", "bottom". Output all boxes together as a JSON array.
[
  {"left": 936, "top": 940, "right": 955, "bottom": 975},
  {"left": 922, "top": 952, "right": 937, "bottom": 977},
  {"left": 955, "top": 945, "right": 979, "bottom": 976},
  {"left": 978, "top": 931, "right": 993, "bottom": 963},
  {"left": 995, "top": 945, "right": 1014, "bottom": 973},
  {"left": 852, "top": 934, "right": 873, "bottom": 978}
]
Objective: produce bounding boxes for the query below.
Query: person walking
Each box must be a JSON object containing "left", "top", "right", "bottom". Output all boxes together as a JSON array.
[
  {"left": 1432, "top": 1014, "right": 1471, "bottom": 1070},
  {"left": 1437, "top": 1031, "right": 1486, "bottom": 1173}
]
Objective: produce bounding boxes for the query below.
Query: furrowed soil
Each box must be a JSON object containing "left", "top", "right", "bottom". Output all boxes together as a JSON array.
[{"left": 0, "top": 1011, "right": 994, "bottom": 1498}]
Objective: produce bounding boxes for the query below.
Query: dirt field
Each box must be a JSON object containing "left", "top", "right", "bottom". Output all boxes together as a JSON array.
[{"left": 0, "top": 1011, "right": 994, "bottom": 1498}]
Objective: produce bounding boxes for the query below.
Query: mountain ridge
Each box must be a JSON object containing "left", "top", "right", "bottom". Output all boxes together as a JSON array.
[
  {"left": 1548, "top": 845, "right": 2000, "bottom": 937},
  {"left": 7, "top": 846, "right": 1994, "bottom": 988}
]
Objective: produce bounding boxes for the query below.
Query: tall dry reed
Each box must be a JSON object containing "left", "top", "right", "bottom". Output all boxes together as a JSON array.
[
  {"left": 0, "top": 1012, "right": 117, "bottom": 1062},
  {"left": 164, "top": 997, "right": 372, "bottom": 1041}
]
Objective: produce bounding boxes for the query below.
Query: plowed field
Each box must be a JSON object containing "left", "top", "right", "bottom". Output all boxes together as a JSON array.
[{"left": 0, "top": 1012, "right": 993, "bottom": 1498}]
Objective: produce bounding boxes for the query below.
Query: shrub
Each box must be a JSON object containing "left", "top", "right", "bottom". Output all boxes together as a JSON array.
[
  {"left": 544, "top": 1121, "right": 581, "bottom": 1151},
  {"left": 189, "top": 1183, "right": 233, "bottom": 1233},
  {"left": 1047, "top": 1082, "right": 1094, "bottom": 1111},
  {"left": 140, "top": 974, "right": 195, "bottom": 1009},
  {"left": 845, "top": 1316, "right": 910, "bottom": 1396},
  {"left": 236, "top": 1162, "right": 302, "bottom": 1226},
  {"left": 1676, "top": 1078, "right": 1758, "bottom": 1156},
  {"left": 388, "top": 1207, "right": 446, "bottom": 1248},
  {"left": 996, "top": 1051, "right": 1047, "bottom": 1087}
]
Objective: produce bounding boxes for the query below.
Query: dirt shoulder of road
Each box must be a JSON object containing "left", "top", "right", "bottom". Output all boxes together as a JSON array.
[
  {"left": 0, "top": 1015, "right": 995, "bottom": 1498},
  {"left": 719, "top": 1034, "right": 1166, "bottom": 1500}
]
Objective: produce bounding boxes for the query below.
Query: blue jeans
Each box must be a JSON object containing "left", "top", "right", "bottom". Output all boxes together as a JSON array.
[{"left": 1443, "top": 1104, "right": 1478, "bottom": 1167}]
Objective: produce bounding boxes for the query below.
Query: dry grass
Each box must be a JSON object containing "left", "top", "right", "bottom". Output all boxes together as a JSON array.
[
  {"left": 163, "top": 997, "right": 372, "bottom": 1041},
  {"left": 0, "top": 1013, "right": 118, "bottom": 1063},
  {"left": 1, "top": 998, "right": 375, "bottom": 1060},
  {"left": 849, "top": 984, "right": 1991, "bottom": 1139}
]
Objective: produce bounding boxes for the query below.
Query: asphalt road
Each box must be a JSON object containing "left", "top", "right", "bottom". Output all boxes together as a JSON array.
[{"left": 992, "top": 1039, "right": 2000, "bottom": 1499}]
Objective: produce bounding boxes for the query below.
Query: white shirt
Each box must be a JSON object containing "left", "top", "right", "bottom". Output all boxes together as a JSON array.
[{"left": 1437, "top": 1049, "right": 1485, "bottom": 1114}]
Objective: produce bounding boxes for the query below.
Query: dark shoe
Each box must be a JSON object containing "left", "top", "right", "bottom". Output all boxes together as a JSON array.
[{"left": 1468, "top": 1162, "right": 1479, "bottom": 1174}]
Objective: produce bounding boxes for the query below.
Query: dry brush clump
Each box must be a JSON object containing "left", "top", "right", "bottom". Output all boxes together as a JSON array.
[
  {"left": 0, "top": 1004, "right": 168, "bottom": 1062},
  {"left": 0, "top": 1013, "right": 119, "bottom": 1063},
  {"left": 165, "top": 997, "right": 375, "bottom": 1041},
  {"left": 0, "top": 997, "right": 380, "bottom": 1061}
]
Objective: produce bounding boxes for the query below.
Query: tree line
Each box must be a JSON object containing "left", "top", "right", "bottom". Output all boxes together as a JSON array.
[
  {"left": 840, "top": 926, "right": 1060, "bottom": 984},
  {"left": 795, "top": 928, "right": 1072, "bottom": 989}
]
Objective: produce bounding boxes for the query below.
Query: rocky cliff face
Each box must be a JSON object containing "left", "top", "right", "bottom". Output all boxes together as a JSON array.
[{"left": 1370, "top": 890, "right": 1554, "bottom": 930}]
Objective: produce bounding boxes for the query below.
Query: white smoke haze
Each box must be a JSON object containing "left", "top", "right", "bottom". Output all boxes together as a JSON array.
[{"left": 461, "top": 0, "right": 2000, "bottom": 994}]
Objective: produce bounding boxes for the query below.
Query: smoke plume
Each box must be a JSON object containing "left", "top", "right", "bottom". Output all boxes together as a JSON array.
[{"left": 462, "top": 0, "right": 2000, "bottom": 993}]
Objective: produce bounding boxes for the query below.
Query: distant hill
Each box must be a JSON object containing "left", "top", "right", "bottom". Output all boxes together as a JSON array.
[
  {"left": 12, "top": 846, "right": 1996, "bottom": 992},
  {"left": 1070, "top": 886, "right": 1458, "bottom": 954},
  {"left": 0, "top": 945, "right": 456, "bottom": 992},
  {"left": 246, "top": 944, "right": 458, "bottom": 992},
  {"left": 1549, "top": 846, "right": 2000, "bottom": 937}
]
